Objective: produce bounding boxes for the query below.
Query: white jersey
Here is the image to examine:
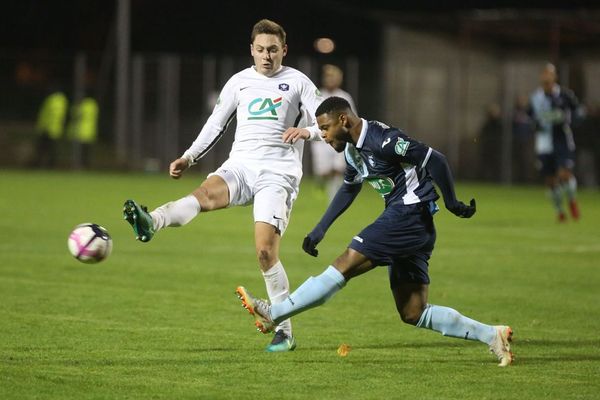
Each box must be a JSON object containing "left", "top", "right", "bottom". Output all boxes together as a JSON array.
[{"left": 182, "top": 66, "right": 323, "bottom": 178}]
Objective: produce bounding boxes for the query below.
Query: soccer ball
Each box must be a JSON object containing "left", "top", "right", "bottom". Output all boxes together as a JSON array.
[{"left": 67, "top": 223, "right": 113, "bottom": 264}]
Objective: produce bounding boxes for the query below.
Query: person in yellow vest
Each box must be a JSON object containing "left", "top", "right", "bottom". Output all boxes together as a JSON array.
[
  {"left": 68, "top": 97, "right": 99, "bottom": 169},
  {"left": 33, "top": 89, "right": 68, "bottom": 168}
]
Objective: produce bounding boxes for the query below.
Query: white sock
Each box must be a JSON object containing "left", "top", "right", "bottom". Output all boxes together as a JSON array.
[
  {"left": 262, "top": 261, "right": 292, "bottom": 337},
  {"left": 150, "top": 195, "right": 201, "bottom": 231}
]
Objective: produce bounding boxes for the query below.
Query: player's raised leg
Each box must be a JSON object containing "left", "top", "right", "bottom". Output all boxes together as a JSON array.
[
  {"left": 237, "top": 248, "right": 370, "bottom": 332},
  {"left": 236, "top": 264, "right": 347, "bottom": 333},
  {"left": 123, "top": 175, "right": 229, "bottom": 242}
]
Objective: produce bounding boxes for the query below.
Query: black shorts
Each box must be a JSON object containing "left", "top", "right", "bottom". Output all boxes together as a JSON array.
[
  {"left": 537, "top": 146, "right": 575, "bottom": 177},
  {"left": 348, "top": 202, "right": 436, "bottom": 286}
]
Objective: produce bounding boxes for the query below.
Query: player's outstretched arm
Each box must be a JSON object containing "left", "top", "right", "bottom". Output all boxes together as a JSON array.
[
  {"left": 426, "top": 149, "right": 476, "bottom": 218},
  {"left": 169, "top": 157, "right": 190, "bottom": 179},
  {"left": 180, "top": 76, "right": 238, "bottom": 165},
  {"left": 303, "top": 182, "right": 362, "bottom": 256}
]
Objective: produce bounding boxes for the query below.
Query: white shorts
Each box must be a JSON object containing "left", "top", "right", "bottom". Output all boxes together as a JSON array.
[
  {"left": 311, "top": 140, "right": 346, "bottom": 176},
  {"left": 208, "top": 158, "right": 299, "bottom": 234}
]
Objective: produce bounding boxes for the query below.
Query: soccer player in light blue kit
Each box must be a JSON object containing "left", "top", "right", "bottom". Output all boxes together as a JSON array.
[
  {"left": 237, "top": 96, "right": 514, "bottom": 366},
  {"left": 529, "top": 63, "right": 582, "bottom": 222}
]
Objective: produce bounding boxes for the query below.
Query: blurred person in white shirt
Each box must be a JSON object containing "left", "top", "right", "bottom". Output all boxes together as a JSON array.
[{"left": 311, "top": 64, "right": 357, "bottom": 199}]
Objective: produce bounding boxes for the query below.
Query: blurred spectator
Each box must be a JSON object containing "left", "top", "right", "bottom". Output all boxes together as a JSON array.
[
  {"left": 31, "top": 86, "right": 68, "bottom": 168},
  {"left": 574, "top": 103, "right": 600, "bottom": 187},
  {"left": 68, "top": 97, "right": 99, "bottom": 169},
  {"left": 478, "top": 103, "right": 502, "bottom": 181},
  {"left": 511, "top": 95, "right": 535, "bottom": 183},
  {"left": 311, "top": 64, "right": 357, "bottom": 199},
  {"left": 590, "top": 105, "right": 600, "bottom": 186}
]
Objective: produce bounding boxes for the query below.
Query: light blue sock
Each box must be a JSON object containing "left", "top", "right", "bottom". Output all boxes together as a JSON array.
[
  {"left": 416, "top": 304, "right": 496, "bottom": 345},
  {"left": 547, "top": 186, "right": 564, "bottom": 213},
  {"left": 271, "top": 266, "right": 346, "bottom": 324},
  {"left": 562, "top": 176, "right": 577, "bottom": 201}
]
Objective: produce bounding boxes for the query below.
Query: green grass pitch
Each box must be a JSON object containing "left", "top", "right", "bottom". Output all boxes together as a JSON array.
[{"left": 1, "top": 170, "right": 599, "bottom": 399}]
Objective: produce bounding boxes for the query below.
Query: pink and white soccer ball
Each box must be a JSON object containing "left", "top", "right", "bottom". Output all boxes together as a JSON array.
[{"left": 67, "top": 223, "right": 113, "bottom": 264}]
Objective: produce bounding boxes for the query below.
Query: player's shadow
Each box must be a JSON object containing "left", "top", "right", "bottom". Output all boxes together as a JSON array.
[
  {"left": 33, "top": 338, "right": 591, "bottom": 367},
  {"left": 348, "top": 338, "right": 600, "bottom": 364},
  {"left": 10, "top": 338, "right": 599, "bottom": 368}
]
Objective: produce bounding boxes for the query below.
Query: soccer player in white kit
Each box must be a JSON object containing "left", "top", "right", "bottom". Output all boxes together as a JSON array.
[{"left": 123, "top": 19, "right": 323, "bottom": 352}]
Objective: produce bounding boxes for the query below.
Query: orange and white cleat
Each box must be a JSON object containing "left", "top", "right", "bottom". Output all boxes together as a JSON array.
[
  {"left": 489, "top": 325, "right": 514, "bottom": 367},
  {"left": 236, "top": 286, "right": 275, "bottom": 334}
]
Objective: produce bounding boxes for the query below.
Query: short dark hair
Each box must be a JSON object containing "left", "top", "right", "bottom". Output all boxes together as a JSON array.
[
  {"left": 251, "top": 19, "right": 286, "bottom": 45},
  {"left": 315, "top": 96, "right": 352, "bottom": 117}
]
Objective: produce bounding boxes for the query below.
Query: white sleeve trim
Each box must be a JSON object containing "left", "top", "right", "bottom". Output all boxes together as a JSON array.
[
  {"left": 421, "top": 147, "right": 433, "bottom": 169},
  {"left": 355, "top": 119, "right": 368, "bottom": 148},
  {"left": 182, "top": 154, "right": 195, "bottom": 167},
  {"left": 343, "top": 179, "right": 362, "bottom": 185}
]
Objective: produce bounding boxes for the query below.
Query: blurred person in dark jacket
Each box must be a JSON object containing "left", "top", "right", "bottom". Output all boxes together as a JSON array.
[
  {"left": 478, "top": 103, "right": 502, "bottom": 182},
  {"left": 512, "top": 95, "right": 535, "bottom": 183}
]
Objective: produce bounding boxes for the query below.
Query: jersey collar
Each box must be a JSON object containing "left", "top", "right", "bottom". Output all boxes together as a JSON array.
[
  {"left": 355, "top": 118, "right": 368, "bottom": 149},
  {"left": 251, "top": 65, "right": 284, "bottom": 78}
]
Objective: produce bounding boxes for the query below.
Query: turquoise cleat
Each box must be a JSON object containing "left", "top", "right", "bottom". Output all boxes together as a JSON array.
[
  {"left": 266, "top": 330, "right": 296, "bottom": 352},
  {"left": 123, "top": 199, "right": 155, "bottom": 242}
]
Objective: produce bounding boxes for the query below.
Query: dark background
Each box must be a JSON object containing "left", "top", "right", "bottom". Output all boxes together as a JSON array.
[
  {"left": 4, "top": 1, "right": 599, "bottom": 56},
  {"left": 2, "top": 1, "right": 600, "bottom": 182}
]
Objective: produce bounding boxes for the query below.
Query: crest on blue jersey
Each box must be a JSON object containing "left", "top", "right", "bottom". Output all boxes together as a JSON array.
[
  {"left": 278, "top": 83, "right": 289, "bottom": 91},
  {"left": 395, "top": 138, "right": 409, "bottom": 156}
]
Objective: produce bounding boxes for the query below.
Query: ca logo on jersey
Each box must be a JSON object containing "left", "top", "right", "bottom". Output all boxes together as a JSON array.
[{"left": 248, "top": 97, "right": 283, "bottom": 120}]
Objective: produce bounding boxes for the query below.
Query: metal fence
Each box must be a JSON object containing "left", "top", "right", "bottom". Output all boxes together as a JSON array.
[{"left": 2, "top": 35, "right": 599, "bottom": 185}]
